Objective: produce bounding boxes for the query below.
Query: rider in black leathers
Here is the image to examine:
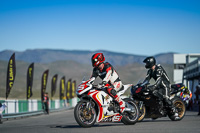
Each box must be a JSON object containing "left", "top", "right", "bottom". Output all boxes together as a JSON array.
[{"left": 143, "top": 56, "right": 175, "bottom": 113}]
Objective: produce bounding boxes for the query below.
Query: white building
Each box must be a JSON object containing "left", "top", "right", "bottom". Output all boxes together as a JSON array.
[
  {"left": 174, "top": 54, "right": 200, "bottom": 100},
  {"left": 173, "top": 54, "right": 187, "bottom": 84}
]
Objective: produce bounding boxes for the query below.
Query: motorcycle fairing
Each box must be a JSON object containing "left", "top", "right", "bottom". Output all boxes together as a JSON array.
[
  {"left": 88, "top": 90, "right": 104, "bottom": 122},
  {"left": 88, "top": 89, "right": 122, "bottom": 123},
  {"left": 100, "top": 114, "right": 122, "bottom": 122},
  {"left": 136, "top": 87, "right": 142, "bottom": 93},
  {"left": 77, "top": 80, "right": 92, "bottom": 95}
]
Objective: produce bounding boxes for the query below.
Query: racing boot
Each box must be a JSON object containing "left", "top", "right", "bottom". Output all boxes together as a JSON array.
[
  {"left": 115, "top": 95, "right": 125, "bottom": 113},
  {"left": 158, "top": 101, "right": 164, "bottom": 115},
  {"left": 165, "top": 98, "right": 178, "bottom": 116},
  {"left": 107, "top": 86, "right": 125, "bottom": 113}
]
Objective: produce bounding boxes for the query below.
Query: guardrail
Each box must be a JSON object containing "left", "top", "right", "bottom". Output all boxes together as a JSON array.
[
  {"left": 0, "top": 98, "right": 78, "bottom": 121},
  {"left": 2, "top": 107, "right": 73, "bottom": 120}
]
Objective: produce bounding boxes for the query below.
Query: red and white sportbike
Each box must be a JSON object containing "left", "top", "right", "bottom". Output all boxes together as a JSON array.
[{"left": 74, "top": 77, "right": 139, "bottom": 128}]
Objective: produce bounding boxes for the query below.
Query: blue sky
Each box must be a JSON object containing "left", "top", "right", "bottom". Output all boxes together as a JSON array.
[{"left": 0, "top": 0, "right": 200, "bottom": 56}]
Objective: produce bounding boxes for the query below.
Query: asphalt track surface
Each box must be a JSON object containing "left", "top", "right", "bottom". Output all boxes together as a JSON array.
[{"left": 0, "top": 109, "right": 200, "bottom": 133}]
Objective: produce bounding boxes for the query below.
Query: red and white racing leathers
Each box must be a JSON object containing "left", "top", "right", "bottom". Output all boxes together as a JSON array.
[{"left": 91, "top": 62, "right": 125, "bottom": 113}]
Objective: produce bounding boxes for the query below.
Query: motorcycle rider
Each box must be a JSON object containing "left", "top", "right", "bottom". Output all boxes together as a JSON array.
[
  {"left": 143, "top": 56, "right": 176, "bottom": 114},
  {"left": 90, "top": 53, "right": 125, "bottom": 113}
]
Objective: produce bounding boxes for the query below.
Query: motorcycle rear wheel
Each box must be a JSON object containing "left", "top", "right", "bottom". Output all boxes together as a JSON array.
[
  {"left": 121, "top": 98, "right": 139, "bottom": 125},
  {"left": 74, "top": 100, "right": 97, "bottom": 128},
  {"left": 168, "top": 97, "right": 186, "bottom": 121}
]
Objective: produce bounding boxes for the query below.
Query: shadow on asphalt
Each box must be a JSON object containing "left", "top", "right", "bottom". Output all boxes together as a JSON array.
[
  {"left": 50, "top": 119, "right": 179, "bottom": 128},
  {"left": 50, "top": 123, "right": 123, "bottom": 128},
  {"left": 185, "top": 114, "right": 200, "bottom": 116},
  {"left": 50, "top": 125, "right": 82, "bottom": 128},
  {"left": 141, "top": 119, "right": 171, "bottom": 123}
]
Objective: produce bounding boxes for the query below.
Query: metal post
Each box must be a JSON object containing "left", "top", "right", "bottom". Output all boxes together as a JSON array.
[
  {"left": 21, "top": 101, "right": 23, "bottom": 112},
  {"left": 15, "top": 100, "right": 17, "bottom": 114},
  {"left": 31, "top": 100, "right": 33, "bottom": 112},
  {"left": 27, "top": 100, "right": 29, "bottom": 112},
  {"left": 6, "top": 101, "right": 8, "bottom": 114}
]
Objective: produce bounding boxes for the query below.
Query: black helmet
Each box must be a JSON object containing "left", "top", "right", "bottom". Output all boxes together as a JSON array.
[{"left": 143, "top": 56, "right": 156, "bottom": 69}]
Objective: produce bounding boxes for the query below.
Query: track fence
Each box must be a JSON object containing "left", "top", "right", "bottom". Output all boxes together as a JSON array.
[{"left": 0, "top": 98, "right": 79, "bottom": 119}]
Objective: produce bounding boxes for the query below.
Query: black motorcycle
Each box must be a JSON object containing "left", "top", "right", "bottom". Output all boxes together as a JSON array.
[{"left": 131, "top": 81, "right": 186, "bottom": 121}]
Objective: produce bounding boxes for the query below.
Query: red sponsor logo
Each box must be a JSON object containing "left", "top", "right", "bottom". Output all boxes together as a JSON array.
[{"left": 136, "top": 87, "right": 142, "bottom": 93}]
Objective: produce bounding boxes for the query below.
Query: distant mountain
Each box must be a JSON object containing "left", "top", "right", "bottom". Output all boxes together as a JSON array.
[
  {"left": 0, "top": 49, "right": 175, "bottom": 65},
  {"left": 0, "top": 49, "right": 175, "bottom": 99},
  {"left": 0, "top": 60, "right": 173, "bottom": 99}
]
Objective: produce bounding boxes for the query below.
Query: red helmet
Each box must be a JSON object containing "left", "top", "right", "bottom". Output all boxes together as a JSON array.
[{"left": 91, "top": 53, "right": 105, "bottom": 67}]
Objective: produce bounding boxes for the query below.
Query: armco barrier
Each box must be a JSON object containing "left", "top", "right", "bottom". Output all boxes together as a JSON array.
[
  {"left": 0, "top": 98, "right": 78, "bottom": 120},
  {"left": 2, "top": 107, "right": 73, "bottom": 119}
]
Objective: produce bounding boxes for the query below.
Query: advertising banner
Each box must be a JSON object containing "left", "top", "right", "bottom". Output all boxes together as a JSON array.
[
  {"left": 6, "top": 53, "right": 16, "bottom": 99},
  {"left": 51, "top": 74, "right": 58, "bottom": 99},
  {"left": 27, "top": 63, "right": 34, "bottom": 99},
  {"left": 41, "top": 70, "right": 49, "bottom": 101},
  {"left": 60, "top": 76, "right": 65, "bottom": 100}
]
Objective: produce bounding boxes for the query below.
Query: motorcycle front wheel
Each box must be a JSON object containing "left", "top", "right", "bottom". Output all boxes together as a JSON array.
[
  {"left": 121, "top": 98, "right": 139, "bottom": 125},
  {"left": 74, "top": 100, "right": 97, "bottom": 128},
  {"left": 138, "top": 104, "right": 146, "bottom": 122}
]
